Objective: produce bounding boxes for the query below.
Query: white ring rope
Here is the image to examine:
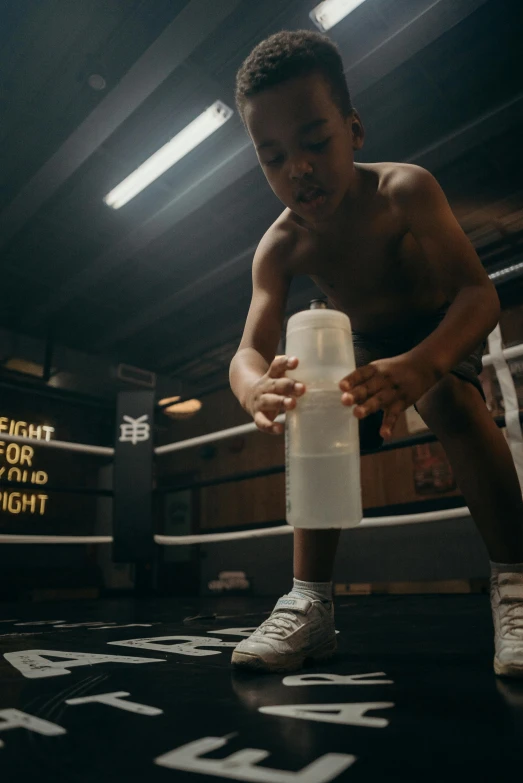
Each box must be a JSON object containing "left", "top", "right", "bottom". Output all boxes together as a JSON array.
[
  {"left": 154, "top": 418, "right": 274, "bottom": 455},
  {"left": 153, "top": 330, "right": 520, "bottom": 545},
  {"left": 155, "top": 506, "right": 472, "bottom": 545},
  {"left": 154, "top": 342, "right": 523, "bottom": 456},
  {"left": 2, "top": 339, "right": 511, "bottom": 461},
  {"left": 0, "top": 535, "right": 113, "bottom": 544},
  {"left": 0, "top": 509, "right": 472, "bottom": 545},
  {"left": 0, "top": 432, "right": 114, "bottom": 456},
  {"left": 0, "top": 334, "right": 517, "bottom": 546},
  {"left": 481, "top": 342, "right": 523, "bottom": 367},
  {"left": 488, "top": 326, "right": 523, "bottom": 487}
]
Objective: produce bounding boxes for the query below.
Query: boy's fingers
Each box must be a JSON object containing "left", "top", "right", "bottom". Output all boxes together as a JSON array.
[
  {"left": 353, "top": 388, "right": 397, "bottom": 417},
  {"left": 380, "top": 415, "right": 396, "bottom": 438},
  {"left": 268, "top": 378, "right": 304, "bottom": 396},
  {"left": 260, "top": 394, "right": 295, "bottom": 412},
  {"left": 380, "top": 402, "right": 405, "bottom": 437},
  {"left": 254, "top": 412, "right": 281, "bottom": 434},
  {"left": 269, "top": 355, "right": 298, "bottom": 378},
  {"left": 342, "top": 374, "right": 384, "bottom": 404},
  {"left": 340, "top": 364, "right": 376, "bottom": 391}
]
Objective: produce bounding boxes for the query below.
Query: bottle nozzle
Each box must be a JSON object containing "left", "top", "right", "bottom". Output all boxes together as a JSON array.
[{"left": 310, "top": 299, "right": 327, "bottom": 310}]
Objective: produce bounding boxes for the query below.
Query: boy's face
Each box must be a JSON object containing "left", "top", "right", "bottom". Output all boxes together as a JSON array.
[{"left": 244, "top": 72, "right": 363, "bottom": 224}]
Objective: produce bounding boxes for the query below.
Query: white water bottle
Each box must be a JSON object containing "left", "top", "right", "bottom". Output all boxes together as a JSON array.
[{"left": 285, "top": 299, "right": 362, "bottom": 529}]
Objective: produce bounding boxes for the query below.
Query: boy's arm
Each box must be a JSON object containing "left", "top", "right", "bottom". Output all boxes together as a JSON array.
[
  {"left": 229, "top": 228, "right": 292, "bottom": 414},
  {"left": 340, "top": 165, "right": 500, "bottom": 438},
  {"left": 394, "top": 164, "right": 500, "bottom": 376}
]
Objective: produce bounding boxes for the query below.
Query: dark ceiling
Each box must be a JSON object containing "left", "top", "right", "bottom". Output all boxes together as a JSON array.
[{"left": 1, "top": 0, "right": 522, "bottom": 395}]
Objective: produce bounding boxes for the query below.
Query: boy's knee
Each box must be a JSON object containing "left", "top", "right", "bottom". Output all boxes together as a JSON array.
[{"left": 416, "top": 375, "right": 479, "bottom": 434}]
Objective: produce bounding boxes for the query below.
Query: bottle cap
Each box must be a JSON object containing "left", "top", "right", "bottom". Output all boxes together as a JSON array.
[
  {"left": 310, "top": 299, "right": 327, "bottom": 310},
  {"left": 287, "top": 306, "right": 352, "bottom": 334}
]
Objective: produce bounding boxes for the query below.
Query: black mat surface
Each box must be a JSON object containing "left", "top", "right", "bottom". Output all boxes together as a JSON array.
[{"left": 1, "top": 594, "right": 522, "bottom": 782}]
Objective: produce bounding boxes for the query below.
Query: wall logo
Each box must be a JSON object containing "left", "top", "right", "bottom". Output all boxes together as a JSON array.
[{"left": 119, "top": 415, "right": 150, "bottom": 445}]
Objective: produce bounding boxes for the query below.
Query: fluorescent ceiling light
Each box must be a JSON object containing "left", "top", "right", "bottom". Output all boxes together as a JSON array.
[
  {"left": 310, "top": 0, "right": 367, "bottom": 32},
  {"left": 488, "top": 261, "right": 523, "bottom": 281},
  {"left": 104, "top": 100, "right": 233, "bottom": 209}
]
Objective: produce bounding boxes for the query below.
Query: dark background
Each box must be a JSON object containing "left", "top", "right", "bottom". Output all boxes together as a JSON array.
[
  {"left": 1, "top": 0, "right": 522, "bottom": 397},
  {"left": 1, "top": 0, "right": 522, "bottom": 598}
]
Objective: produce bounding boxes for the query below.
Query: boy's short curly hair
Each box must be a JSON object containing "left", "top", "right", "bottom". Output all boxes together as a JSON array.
[{"left": 235, "top": 30, "right": 353, "bottom": 123}]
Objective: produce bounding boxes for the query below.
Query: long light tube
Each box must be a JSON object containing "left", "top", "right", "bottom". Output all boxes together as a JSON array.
[
  {"left": 104, "top": 100, "right": 233, "bottom": 209},
  {"left": 310, "top": 0, "right": 367, "bottom": 32},
  {"left": 488, "top": 261, "right": 523, "bottom": 281}
]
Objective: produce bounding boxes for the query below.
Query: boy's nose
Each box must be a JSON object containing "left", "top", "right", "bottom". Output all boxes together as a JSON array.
[{"left": 289, "top": 159, "right": 314, "bottom": 179}]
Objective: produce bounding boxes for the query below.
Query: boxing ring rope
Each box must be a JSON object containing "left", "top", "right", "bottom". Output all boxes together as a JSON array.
[
  {"left": 482, "top": 343, "right": 523, "bottom": 367},
  {"left": 0, "top": 435, "right": 114, "bottom": 544},
  {"left": 1, "top": 339, "right": 521, "bottom": 546},
  {"left": 0, "top": 433, "right": 114, "bottom": 456},
  {"left": 0, "top": 535, "right": 114, "bottom": 544},
  {"left": 154, "top": 343, "right": 523, "bottom": 459},
  {"left": 154, "top": 339, "right": 523, "bottom": 545},
  {"left": 155, "top": 507, "right": 473, "bottom": 546}
]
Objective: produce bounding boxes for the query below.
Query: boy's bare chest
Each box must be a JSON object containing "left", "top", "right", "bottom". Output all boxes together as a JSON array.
[
  {"left": 307, "top": 228, "right": 401, "bottom": 290},
  {"left": 294, "top": 218, "right": 406, "bottom": 286},
  {"left": 287, "top": 217, "right": 441, "bottom": 331}
]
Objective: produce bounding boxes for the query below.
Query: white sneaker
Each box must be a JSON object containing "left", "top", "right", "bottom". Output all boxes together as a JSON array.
[
  {"left": 231, "top": 594, "right": 337, "bottom": 673},
  {"left": 491, "top": 571, "right": 523, "bottom": 678}
]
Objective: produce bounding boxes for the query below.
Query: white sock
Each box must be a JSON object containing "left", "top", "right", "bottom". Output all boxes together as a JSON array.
[
  {"left": 490, "top": 561, "right": 523, "bottom": 576},
  {"left": 289, "top": 578, "right": 333, "bottom": 603}
]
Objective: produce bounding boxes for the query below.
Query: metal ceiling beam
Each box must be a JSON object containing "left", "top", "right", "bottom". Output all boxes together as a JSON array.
[
  {"left": 23, "top": 0, "right": 490, "bottom": 335},
  {"left": 23, "top": 133, "right": 255, "bottom": 332},
  {"left": 344, "top": 0, "right": 489, "bottom": 96},
  {"left": 115, "top": 238, "right": 257, "bottom": 356},
  {"left": 158, "top": 283, "right": 318, "bottom": 374},
  {"left": 0, "top": 0, "right": 244, "bottom": 250},
  {"left": 405, "top": 92, "right": 523, "bottom": 172}
]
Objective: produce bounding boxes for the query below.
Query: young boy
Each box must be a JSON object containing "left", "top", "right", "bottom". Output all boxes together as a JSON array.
[{"left": 228, "top": 30, "right": 523, "bottom": 676}]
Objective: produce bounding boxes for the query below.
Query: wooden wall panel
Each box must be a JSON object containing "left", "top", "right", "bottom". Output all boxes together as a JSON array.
[
  {"left": 157, "top": 304, "right": 523, "bottom": 530},
  {"left": 157, "top": 387, "right": 460, "bottom": 530}
]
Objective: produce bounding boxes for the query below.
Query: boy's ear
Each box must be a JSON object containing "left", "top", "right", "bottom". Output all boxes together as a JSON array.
[{"left": 350, "top": 110, "right": 364, "bottom": 150}]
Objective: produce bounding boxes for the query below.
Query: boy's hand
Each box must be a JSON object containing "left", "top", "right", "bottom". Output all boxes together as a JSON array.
[
  {"left": 247, "top": 355, "right": 305, "bottom": 435},
  {"left": 339, "top": 353, "right": 439, "bottom": 439}
]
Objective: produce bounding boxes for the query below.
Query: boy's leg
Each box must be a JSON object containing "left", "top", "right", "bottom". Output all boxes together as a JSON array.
[
  {"left": 416, "top": 374, "right": 523, "bottom": 678},
  {"left": 415, "top": 374, "right": 523, "bottom": 562},
  {"left": 231, "top": 528, "right": 339, "bottom": 672},
  {"left": 294, "top": 528, "right": 341, "bottom": 581}
]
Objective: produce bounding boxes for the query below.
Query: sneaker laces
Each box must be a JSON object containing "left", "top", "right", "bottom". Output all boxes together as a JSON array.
[
  {"left": 500, "top": 600, "right": 523, "bottom": 640},
  {"left": 254, "top": 609, "right": 304, "bottom": 640}
]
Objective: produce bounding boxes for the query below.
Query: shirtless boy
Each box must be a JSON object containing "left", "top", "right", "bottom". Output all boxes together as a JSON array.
[{"left": 228, "top": 30, "right": 523, "bottom": 676}]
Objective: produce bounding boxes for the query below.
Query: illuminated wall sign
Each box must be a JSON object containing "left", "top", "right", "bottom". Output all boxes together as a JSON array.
[{"left": 0, "top": 417, "right": 55, "bottom": 516}]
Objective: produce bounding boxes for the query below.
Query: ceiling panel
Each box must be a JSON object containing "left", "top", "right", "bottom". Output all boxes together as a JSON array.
[
  {"left": 0, "top": 0, "right": 521, "bottom": 394},
  {"left": 0, "top": 0, "right": 189, "bottom": 208}
]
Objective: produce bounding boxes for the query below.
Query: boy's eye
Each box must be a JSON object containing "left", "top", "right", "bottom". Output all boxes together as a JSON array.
[
  {"left": 308, "top": 138, "right": 331, "bottom": 152},
  {"left": 262, "top": 137, "right": 331, "bottom": 166}
]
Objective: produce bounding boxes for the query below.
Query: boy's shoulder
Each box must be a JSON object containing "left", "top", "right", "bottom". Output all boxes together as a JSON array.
[
  {"left": 254, "top": 210, "right": 302, "bottom": 271},
  {"left": 356, "top": 163, "right": 441, "bottom": 222},
  {"left": 363, "top": 161, "right": 435, "bottom": 196},
  {"left": 254, "top": 163, "right": 437, "bottom": 269}
]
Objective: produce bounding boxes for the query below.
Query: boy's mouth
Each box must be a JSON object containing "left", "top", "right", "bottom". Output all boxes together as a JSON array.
[
  {"left": 296, "top": 187, "right": 328, "bottom": 211},
  {"left": 297, "top": 186, "right": 325, "bottom": 203}
]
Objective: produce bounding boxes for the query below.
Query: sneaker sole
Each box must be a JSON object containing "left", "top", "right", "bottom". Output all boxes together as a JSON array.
[
  {"left": 494, "top": 656, "right": 523, "bottom": 678},
  {"left": 231, "top": 638, "right": 337, "bottom": 673}
]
